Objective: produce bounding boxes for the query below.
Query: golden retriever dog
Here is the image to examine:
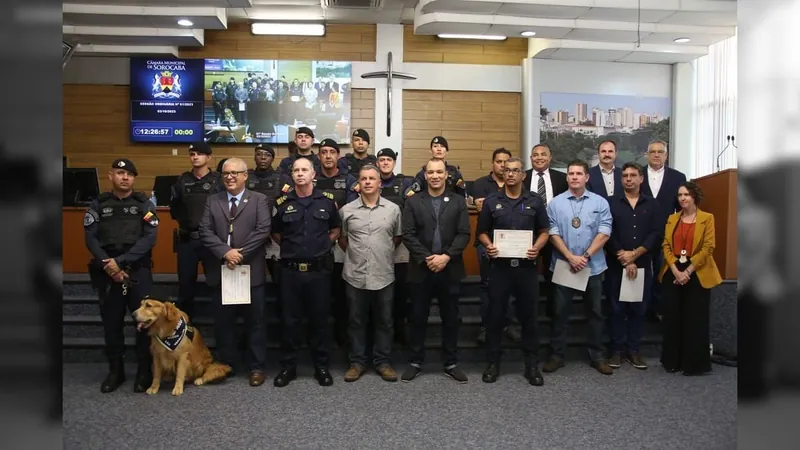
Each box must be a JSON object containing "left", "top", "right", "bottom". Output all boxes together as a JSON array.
[{"left": 132, "top": 298, "right": 232, "bottom": 396}]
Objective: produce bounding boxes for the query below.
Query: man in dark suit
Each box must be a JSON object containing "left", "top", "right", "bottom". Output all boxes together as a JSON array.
[
  {"left": 199, "top": 157, "right": 271, "bottom": 387},
  {"left": 640, "top": 140, "right": 687, "bottom": 320},
  {"left": 587, "top": 140, "right": 623, "bottom": 202},
  {"left": 401, "top": 158, "right": 471, "bottom": 384},
  {"left": 523, "top": 143, "right": 568, "bottom": 316},
  {"left": 587, "top": 140, "right": 623, "bottom": 317}
]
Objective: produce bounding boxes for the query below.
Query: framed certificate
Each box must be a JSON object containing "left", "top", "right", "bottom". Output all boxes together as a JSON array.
[{"left": 493, "top": 229, "right": 533, "bottom": 259}]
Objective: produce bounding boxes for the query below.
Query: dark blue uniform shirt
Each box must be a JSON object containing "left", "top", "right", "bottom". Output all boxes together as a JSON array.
[
  {"left": 476, "top": 190, "right": 550, "bottom": 238},
  {"left": 272, "top": 189, "right": 341, "bottom": 260},
  {"left": 607, "top": 193, "right": 662, "bottom": 267}
]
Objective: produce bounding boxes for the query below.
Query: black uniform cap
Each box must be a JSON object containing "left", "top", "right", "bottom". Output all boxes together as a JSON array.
[{"left": 111, "top": 158, "right": 138, "bottom": 176}]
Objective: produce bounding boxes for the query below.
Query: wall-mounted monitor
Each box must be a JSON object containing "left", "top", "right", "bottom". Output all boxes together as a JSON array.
[
  {"left": 203, "top": 59, "right": 353, "bottom": 145},
  {"left": 129, "top": 57, "right": 206, "bottom": 143},
  {"left": 63, "top": 168, "right": 100, "bottom": 206}
]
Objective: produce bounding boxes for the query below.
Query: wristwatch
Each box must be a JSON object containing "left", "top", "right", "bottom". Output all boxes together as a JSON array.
[{"left": 583, "top": 252, "right": 591, "bottom": 259}]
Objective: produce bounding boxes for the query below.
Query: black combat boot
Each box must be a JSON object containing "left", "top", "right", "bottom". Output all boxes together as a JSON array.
[
  {"left": 100, "top": 358, "right": 125, "bottom": 393},
  {"left": 133, "top": 359, "right": 153, "bottom": 393}
]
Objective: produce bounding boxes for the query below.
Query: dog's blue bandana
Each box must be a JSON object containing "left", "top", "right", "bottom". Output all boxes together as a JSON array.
[{"left": 156, "top": 316, "right": 194, "bottom": 352}]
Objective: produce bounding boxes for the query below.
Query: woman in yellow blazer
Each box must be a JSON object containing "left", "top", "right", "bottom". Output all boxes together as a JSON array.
[{"left": 658, "top": 181, "right": 722, "bottom": 375}]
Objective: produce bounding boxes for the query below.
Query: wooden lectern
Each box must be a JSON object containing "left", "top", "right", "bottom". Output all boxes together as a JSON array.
[{"left": 693, "top": 168, "right": 737, "bottom": 280}]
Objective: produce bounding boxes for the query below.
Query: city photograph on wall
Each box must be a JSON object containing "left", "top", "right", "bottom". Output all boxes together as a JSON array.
[{"left": 540, "top": 92, "right": 671, "bottom": 169}]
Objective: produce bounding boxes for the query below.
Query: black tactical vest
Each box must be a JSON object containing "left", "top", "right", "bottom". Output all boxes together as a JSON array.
[
  {"left": 247, "top": 169, "right": 281, "bottom": 202},
  {"left": 343, "top": 153, "right": 377, "bottom": 176},
  {"left": 96, "top": 192, "right": 148, "bottom": 256},
  {"left": 380, "top": 175, "right": 406, "bottom": 209},
  {"left": 314, "top": 174, "right": 349, "bottom": 208},
  {"left": 445, "top": 164, "right": 461, "bottom": 192},
  {"left": 178, "top": 171, "right": 221, "bottom": 230}
]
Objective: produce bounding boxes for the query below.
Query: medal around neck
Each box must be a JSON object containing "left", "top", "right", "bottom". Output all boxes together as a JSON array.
[
  {"left": 571, "top": 216, "right": 581, "bottom": 228},
  {"left": 679, "top": 249, "right": 688, "bottom": 264}
]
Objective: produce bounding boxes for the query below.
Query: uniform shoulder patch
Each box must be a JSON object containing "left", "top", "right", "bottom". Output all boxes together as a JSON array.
[
  {"left": 323, "top": 191, "right": 335, "bottom": 200},
  {"left": 456, "top": 178, "right": 465, "bottom": 188},
  {"left": 352, "top": 182, "right": 361, "bottom": 193},
  {"left": 405, "top": 188, "right": 415, "bottom": 197},
  {"left": 276, "top": 195, "right": 287, "bottom": 206},
  {"left": 83, "top": 209, "right": 98, "bottom": 227},
  {"left": 281, "top": 183, "right": 292, "bottom": 193},
  {"left": 143, "top": 210, "right": 159, "bottom": 227}
]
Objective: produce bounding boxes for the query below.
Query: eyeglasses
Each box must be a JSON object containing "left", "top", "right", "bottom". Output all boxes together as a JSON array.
[
  {"left": 648, "top": 149, "right": 666, "bottom": 154},
  {"left": 502, "top": 168, "right": 523, "bottom": 174},
  {"left": 221, "top": 171, "right": 246, "bottom": 178}
]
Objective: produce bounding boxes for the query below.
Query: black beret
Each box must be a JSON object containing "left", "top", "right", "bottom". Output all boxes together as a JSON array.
[
  {"left": 376, "top": 148, "right": 397, "bottom": 160},
  {"left": 296, "top": 127, "right": 314, "bottom": 138},
  {"left": 111, "top": 158, "right": 137, "bottom": 176},
  {"left": 431, "top": 136, "right": 449, "bottom": 150},
  {"left": 254, "top": 144, "right": 275, "bottom": 157},
  {"left": 318, "top": 138, "right": 340, "bottom": 152},
  {"left": 188, "top": 142, "right": 212, "bottom": 155},
  {"left": 352, "top": 129, "right": 370, "bottom": 143}
]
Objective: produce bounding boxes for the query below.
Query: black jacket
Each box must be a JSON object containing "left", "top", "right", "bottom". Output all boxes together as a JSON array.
[{"left": 402, "top": 191, "right": 471, "bottom": 283}]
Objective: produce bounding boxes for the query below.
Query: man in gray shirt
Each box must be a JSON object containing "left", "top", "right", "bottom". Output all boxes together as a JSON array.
[{"left": 338, "top": 164, "right": 403, "bottom": 382}]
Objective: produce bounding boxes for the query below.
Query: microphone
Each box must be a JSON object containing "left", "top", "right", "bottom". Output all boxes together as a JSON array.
[{"left": 717, "top": 135, "right": 732, "bottom": 172}]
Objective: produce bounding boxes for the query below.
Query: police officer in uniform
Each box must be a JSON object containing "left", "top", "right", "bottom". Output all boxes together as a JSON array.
[
  {"left": 278, "top": 126, "right": 321, "bottom": 175},
  {"left": 411, "top": 136, "right": 467, "bottom": 198},
  {"left": 340, "top": 129, "right": 377, "bottom": 175},
  {"left": 271, "top": 158, "right": 341, "bottom": 387},
  {"left": 169, "top": 142, "right": 222, "bottom": 318},
  {"left": 84, "top": 158, "right": 159, "bottom": 393},
  {"left": 246, "top": 143, "right": 287, "bottom": 318},
  {"left": 313, "top": 138, "right": 358, "bottom": 347},
  {"left": 475, "top": 157, "right": 548, "bottom": 386},
  {"left": 376, "top": 148, "right": 414, "bottom": 343}
]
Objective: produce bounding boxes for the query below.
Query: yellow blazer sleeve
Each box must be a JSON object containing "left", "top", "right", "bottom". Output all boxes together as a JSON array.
[
  {"left": 691, "top": 215, "right": 716, "bottom": 269},
  {"left": 661, "top": 218, "right": 677, "bottom": 268}
]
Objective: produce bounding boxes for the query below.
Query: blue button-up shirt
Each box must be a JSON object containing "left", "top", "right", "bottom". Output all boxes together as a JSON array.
[
  {"left": 608, "top": 193, "right": 662, "bottom": 267},
  {"left": 547, "top": 189, "right": 612, "bottom": 276}
]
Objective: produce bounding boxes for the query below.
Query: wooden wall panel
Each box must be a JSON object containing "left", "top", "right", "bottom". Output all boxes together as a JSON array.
[
  {"left": 403, "top": 25, "right": 528, "bottom": 65},
  {"left": 64, "top": 85, "right": 374, "bottom": 192},
  {"left": 179, "top": 23, "right": 376, "bottom": 61},
  {"left": 402, "top": 90, "right": 520, "bottom": 181}
]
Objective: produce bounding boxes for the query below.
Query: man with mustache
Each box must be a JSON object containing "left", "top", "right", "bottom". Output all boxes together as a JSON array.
[{"left": 84, "top": 158, "right": 159, "bottom": 393}]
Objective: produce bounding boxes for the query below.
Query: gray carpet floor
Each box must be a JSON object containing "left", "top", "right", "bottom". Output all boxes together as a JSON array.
[{"left": 64, "top": 360, "right": 736, "bottom": 450}]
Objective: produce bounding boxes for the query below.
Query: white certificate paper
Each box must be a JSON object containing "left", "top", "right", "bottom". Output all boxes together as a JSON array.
[
  {"left": 619, "top": 268, "right": 645, "bottom": 302},
  {"left": 238, "top": 101, "right": 246, "bottom": 111},
  {"left": 221, "top": 264, "right": 251, "bottom": 305},
  {"left": 552, "top": 259, "right": 591, "bottom": 292},
  {"left": 493, "top": 229, "right": 532, "bottom": 259}
]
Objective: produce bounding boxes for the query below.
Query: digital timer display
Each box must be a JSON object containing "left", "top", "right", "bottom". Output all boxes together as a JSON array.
[{"left": 129, "top": 57, "right": 205, "bottom": 143}]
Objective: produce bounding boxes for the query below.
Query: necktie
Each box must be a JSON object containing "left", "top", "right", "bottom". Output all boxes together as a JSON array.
[
  {"left": 229, "top": 197, "right": 238, "bottom": 247},
  {"left": 537, "top": 172, "right": 546, "bottom": 200}
]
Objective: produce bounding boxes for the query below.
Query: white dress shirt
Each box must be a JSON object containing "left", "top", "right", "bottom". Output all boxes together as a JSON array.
[
  {"left": 647, "top": 165, "right": 665, "bottom": 198},
  {"left": 531, "top": 169, "right": 554, "bottom": 204},
  {"left": 600, "top": 166, "right": 615, "bottom": 197}
]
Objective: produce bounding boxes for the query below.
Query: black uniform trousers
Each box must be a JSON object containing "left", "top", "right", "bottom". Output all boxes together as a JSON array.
[
  {"left": 280, "top": 267, "right": 332, "bottom": 369},
  {"left": 97, "top": 266, "right": 152, "bottom": 364},
  {"left": 660, "top": 261, "right": 712, "bottom": 374},
  {"left": 408, "top": 271, "right": 461, "bottom": 368},
  {"left": 332, "top": 262, "right": 348, "bottom": 345},
  {"left": 265, "top": 257, "right": 282, "bottom": 323},
  {"left": 486, "top": 261, "right": 540, "bottom": 366},
  {"left": 175, "top": 235, "right": 210, "bottom": 319},
  {"left": 392, "top": 262, "right": 410, "bottom": 329}
]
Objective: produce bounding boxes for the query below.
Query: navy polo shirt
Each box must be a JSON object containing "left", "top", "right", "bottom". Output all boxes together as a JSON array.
[{"left": 608, "top": 193, "right": 663, "bottom": 267}]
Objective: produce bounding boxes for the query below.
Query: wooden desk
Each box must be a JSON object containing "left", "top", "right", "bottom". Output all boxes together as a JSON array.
[{"left": 63, "top": 207, "right": 482, "bottom": 276}]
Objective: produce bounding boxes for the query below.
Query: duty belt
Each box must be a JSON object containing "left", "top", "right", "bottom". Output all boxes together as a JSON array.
[
  {"left": 281, "top": 259, "right": 324, "bottom": 272},
  {"left": 497, "top": 258, "right": 535, "bottom": 268}
]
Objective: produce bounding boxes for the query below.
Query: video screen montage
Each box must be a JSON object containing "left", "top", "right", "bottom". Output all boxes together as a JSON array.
[
  {"left": 203, "top": 59, "right": 353, "bottom": 145},
  {"left": 129, "top": 58, "right": 205, "bottom": 143}
]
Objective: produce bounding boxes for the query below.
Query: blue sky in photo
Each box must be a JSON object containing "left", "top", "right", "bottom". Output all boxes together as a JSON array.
[{"left": 541, "top": 92, "right": 671, "bottom": 116}]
